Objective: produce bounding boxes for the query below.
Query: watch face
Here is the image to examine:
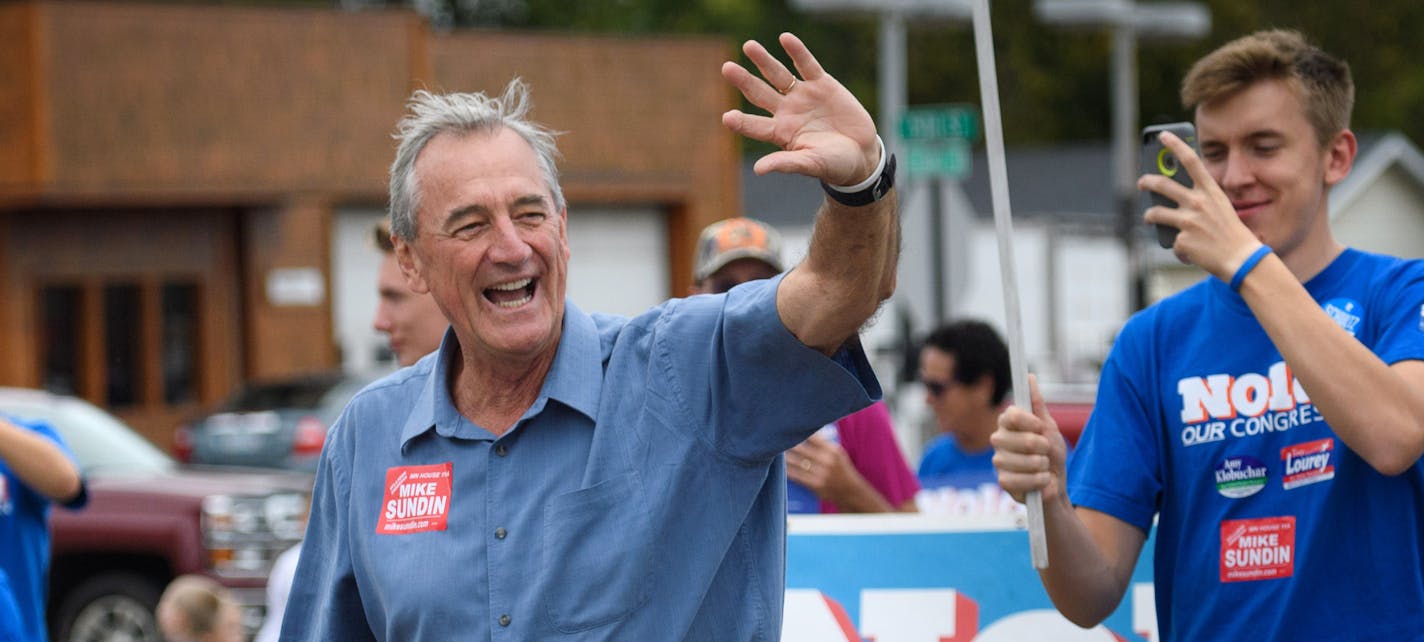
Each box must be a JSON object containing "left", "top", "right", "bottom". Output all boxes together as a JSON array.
[{"left": 822, "top": 153, "right": 896, "bottom": 207}]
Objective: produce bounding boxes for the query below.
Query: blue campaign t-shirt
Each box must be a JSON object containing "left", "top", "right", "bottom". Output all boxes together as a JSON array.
[
  {"left": 915, "top": 433, "right": 1024, "bottom": 516},
  {"left": 1, "top": 414, "right": 86, "bottom": 642},
  {"left": 0, "top": 567, "right": 23, "bottom": 642},
  {"left": 1070, "top": 249, "right": 1424, "bottom": 640},
  {"left": 917, "top": 433, "right": 996, "bottom": 491}
]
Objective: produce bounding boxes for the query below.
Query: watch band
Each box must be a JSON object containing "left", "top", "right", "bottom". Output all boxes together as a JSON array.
[{"left": 821, "top": 153, "right": 897, "bottom": 207}]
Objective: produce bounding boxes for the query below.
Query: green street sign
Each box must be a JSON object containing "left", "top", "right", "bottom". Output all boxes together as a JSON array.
[
  {"left": 899, "top": 104, "right": 979, "bottom": 141},
  {"left": 905, "top": 139, "right": 972, "bottom": 179}
]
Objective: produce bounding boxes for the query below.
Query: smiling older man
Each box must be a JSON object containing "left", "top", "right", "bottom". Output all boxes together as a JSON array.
[{"left": 283, "top": 32, "right": 900, "bottom": 640}]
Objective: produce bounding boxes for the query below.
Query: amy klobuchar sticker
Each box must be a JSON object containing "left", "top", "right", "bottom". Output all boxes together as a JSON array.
[{"left": 1215, "top": 455, "right": 1268, "bottom": 499}]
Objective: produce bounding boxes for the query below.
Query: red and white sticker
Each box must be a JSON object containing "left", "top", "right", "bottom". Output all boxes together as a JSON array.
[
  {"left": 1281, "top": 437, "right": 1335, "bottom": 490},
  {"left": 376, "top": 462, "right": 452, "bottom": 535},
  {"left": 1220, "top": 516, "right": 1295, "bottom": 583}
]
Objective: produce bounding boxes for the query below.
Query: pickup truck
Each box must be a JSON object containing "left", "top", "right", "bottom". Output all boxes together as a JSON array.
[{"left": 0, "top": 387, "right": 311, "bottom": 642}]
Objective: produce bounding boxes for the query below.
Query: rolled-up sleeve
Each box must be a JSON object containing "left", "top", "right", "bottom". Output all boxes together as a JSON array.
[{"left": 654, "top": 275, "right": 883, "bottom": 464}]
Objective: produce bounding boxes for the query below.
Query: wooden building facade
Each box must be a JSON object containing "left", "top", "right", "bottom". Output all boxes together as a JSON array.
[{"left": 0, "top": 0, "right": 740, "bottom": 445}]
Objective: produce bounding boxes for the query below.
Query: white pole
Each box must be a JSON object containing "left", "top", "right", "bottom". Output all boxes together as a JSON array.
[{"left": 971, "top": 0, "right": 1049, "bottom": 569}]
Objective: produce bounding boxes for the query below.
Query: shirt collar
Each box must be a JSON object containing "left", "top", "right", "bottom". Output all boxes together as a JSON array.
[
  {"left": 539, "top": 300, "right": 603, "bottom": 422},
  {"left": 399, "top": 300, "right": 603, "bottom": 448}
]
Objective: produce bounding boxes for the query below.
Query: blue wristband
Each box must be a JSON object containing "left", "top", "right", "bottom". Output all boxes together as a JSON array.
[{"left": 1229, "top": 245, "right": 1272, "bottom": 292}]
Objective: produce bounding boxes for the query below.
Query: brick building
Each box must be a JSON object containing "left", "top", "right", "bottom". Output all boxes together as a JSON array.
[{"left": 0, "top": 0, "right": 741, "bottom": 445}]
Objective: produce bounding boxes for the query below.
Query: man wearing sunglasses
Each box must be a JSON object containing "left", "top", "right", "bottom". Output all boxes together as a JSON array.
[
  {"left": 915, "top": 319, "right": 1021, "bottom": 515},
  {"left": 691, "top": 217, "right": 919, "bottom": 513}
]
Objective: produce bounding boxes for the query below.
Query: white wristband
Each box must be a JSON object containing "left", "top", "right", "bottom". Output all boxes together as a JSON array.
[{"left": 825, "top": 136, "right": 888, "bottom": 193}]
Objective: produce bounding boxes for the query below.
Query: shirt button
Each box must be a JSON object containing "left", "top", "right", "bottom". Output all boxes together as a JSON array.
[
  {"left": 499, "top": 614, "right": 511, "bottom": 627},
  {"left": 495, "top": 527, "right": 507, "bottom": 540},
  {"left": 495, "top": 444, "right": 508, "bottom": 457}
]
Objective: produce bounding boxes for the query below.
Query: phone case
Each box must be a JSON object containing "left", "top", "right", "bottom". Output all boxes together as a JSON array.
[{"left": 1140, "top": 122, "right": 1197, "bottom": 248}]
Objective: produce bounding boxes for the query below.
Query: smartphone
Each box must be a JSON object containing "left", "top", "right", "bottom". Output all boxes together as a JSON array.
[{"left": 1140, "top": 122, "right": 1197, "bottom": 248}]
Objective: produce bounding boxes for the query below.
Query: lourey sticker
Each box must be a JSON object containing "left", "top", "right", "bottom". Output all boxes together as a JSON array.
[
  {"left": 1214, "top": 455, "right": 1268, "bottom": 498},
  {"left": 376, "top": 462, "right": 453, "bottom": 535},
  {"left": 1220, "top": 515, "right": 1295, "bottom": 583},
  {"left": 1281, "top": 438, "right": 1335, "bottom": 490}
]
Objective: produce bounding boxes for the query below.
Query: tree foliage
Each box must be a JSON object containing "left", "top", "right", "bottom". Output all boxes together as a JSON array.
[{"left": 427, "top": 0, "right": 1424, "bottom": 148}]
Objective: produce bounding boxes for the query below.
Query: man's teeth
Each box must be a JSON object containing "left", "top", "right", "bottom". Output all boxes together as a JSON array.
[
  {"left": 491, "top": 278, "right": 533, "bottom": 308},
  {"left": 492, "top": 278, "right": 531, "bottom": 291}
]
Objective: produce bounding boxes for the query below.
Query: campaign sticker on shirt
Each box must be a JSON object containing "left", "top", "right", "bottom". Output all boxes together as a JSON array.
[
  {"left": 1281, "top": 438, "right": 1335, "bottom": 490},
  {"left": 1322, "top": 298, "right": 1363, "bottom": 336},
  {"left": 1220, "top": 515, "right": 1295, "bottom": 583},
  {"left": 0, "top": 476, "right": 10, "bottom": 516},
  {"left": 1214, "top": 456, "right": 1267, "bottom": 498},
  {"left": 376, "top": 462, "right": 452, "bottom": 535}
]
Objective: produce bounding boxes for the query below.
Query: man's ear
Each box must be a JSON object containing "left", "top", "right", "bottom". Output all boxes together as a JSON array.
[
  {"left": 559, "top": 205, "right": 571, "bottom": 262},
  {"left": 972, "top": 373, "right": 997, "bottom": 407},
  {"left": 1323, "top": 128, "right": 1358, "bottom": 186},
  {"left": 394, "top": 236, "right": 431, "bottom": 295}
]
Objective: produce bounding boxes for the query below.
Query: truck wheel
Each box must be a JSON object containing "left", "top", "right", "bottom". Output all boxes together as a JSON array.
[{"left": 52, "top": 572, "right": 162, "bottom": 642}]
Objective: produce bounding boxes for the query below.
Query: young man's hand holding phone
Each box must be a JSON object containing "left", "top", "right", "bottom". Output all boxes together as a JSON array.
[{"left": 1139, "top": 122, "right": 1198, "bottom": 249}]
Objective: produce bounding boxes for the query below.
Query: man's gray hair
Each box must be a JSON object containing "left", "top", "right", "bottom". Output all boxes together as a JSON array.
[{"left": 388, "top": 79, "right": 565, "bottom": 241}]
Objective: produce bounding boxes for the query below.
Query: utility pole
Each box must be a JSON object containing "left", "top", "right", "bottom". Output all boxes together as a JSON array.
[{"left": 1034, "top": 0, "right": 1210, "bottom": 311}]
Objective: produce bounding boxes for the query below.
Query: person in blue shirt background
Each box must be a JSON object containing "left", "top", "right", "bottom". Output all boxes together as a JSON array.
[
  {"left": 915, "top": 319, "right": 1023, "bottom": 516},
  {"left": 1, "top": 414, "right": 87, "bottom": 642},
  {"left": 283, "top": 31, "right": 900, "bottom": 640}
]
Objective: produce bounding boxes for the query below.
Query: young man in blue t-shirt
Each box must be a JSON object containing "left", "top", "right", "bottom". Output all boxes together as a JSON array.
[
  {"left": 1, "top": 414, "right": 87, "bottom": 642},
  {"left": 992, "top": 30, "right": 1424, "bottom": 639}
]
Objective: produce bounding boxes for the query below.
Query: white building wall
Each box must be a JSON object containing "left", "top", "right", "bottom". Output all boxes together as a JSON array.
[
  {"left": 564, "top": 206, "right": 669, "bottom": 317},
  {"left": 332, "top": 208, "right": 388, "bottom": 374},
  {"left": 1332, "top": 166, "right": 1424, "bottom": 259}
]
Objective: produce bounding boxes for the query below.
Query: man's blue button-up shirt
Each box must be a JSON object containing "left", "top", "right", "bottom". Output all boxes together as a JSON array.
[{"left": 282, "top": 275, "right": 880, "bottom": 640}]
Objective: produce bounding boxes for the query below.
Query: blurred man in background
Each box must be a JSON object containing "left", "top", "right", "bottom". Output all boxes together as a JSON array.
[
  {"left": 914, "top": 319, "right": 1019, "bottom": 516},
  {"left": 691, "top": 217, "right": 918, "bottom": 513},
  {"left": 372, "top": 220, "right": 449, "bottom": 367}
]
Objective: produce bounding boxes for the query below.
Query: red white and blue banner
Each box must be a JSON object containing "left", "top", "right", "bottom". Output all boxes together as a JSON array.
[{"left": 783, "top": 514, "right": 1158, "bottom": 641}]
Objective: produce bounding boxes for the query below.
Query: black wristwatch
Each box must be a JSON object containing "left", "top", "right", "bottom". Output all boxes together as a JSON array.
[{"left": 820, "top": 153, "right": 897, "bottom": 207}]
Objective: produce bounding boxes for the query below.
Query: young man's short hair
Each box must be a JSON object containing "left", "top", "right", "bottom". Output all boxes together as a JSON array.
[{"left": 1180, "top": 29, "right": 1353, "bottom": 148}]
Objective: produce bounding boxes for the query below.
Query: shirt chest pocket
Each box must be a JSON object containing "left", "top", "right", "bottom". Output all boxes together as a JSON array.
[{"left": 539, "top": 471, "right": 653, "bottom": 633}]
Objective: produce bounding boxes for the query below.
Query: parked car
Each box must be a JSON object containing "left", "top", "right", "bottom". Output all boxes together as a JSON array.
[
  {"left": 1046, "top": 399, "right": 1095, "bottom": 447},
  {"left": 0, "top": 387, "right": 312, "bottom": 642},
  {"left": 176, "top": 371, "right": 380, "bottom": 471}
]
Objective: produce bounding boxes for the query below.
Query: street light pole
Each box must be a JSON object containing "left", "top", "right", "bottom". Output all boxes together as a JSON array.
[
  {"left": 1113, "top": 27, "right": 1145, "bottom": 310},
  {"left": 792, "top": 0, "right": 973, "bottom": 328},
  {"left": 1034, "top": 0, "right": 1209, "bottom": 311},
  {"left": 879, "top": 11, "right": 906, "bottom": 163}
]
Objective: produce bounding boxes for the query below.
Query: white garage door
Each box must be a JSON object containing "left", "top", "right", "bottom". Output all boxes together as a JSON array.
[{"left": 565, "top": 206, "right": 669, "bottom": 318}]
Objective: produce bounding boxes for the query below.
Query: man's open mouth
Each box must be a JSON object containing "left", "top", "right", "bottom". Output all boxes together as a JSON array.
[{"left": 485, "top": 278, "right": 536, "bottom": 308}]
